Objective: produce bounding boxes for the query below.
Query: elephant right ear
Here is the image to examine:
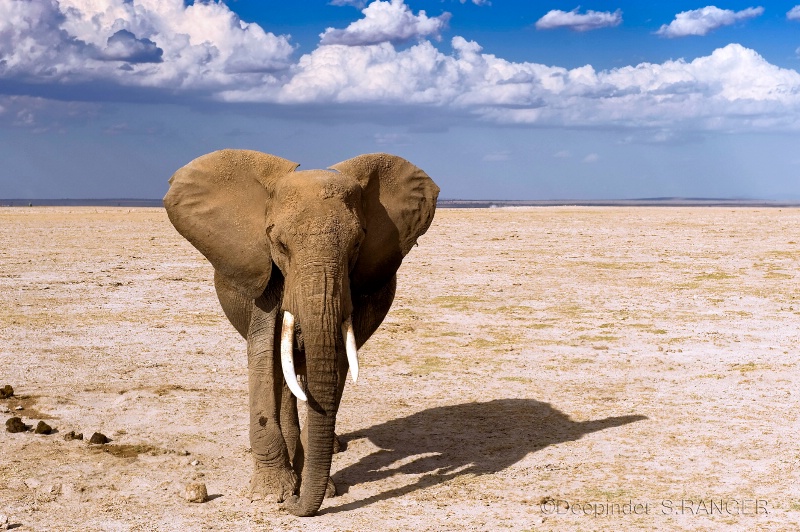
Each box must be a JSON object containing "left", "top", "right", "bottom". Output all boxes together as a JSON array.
[{"left": 163, "top": 149, "right": 299, "bottom": 298}]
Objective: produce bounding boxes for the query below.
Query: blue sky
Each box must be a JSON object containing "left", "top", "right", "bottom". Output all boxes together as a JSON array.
[{"left": 2, "top": 1, "right": 800, "bottom": 200}]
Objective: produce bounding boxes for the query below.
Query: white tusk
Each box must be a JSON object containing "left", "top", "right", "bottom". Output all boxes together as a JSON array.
[
  {"left": 280, "top": 311, "right": 307, "bottom": 402},
  {"left": 342, "top": 316, "right": 359, "bottom": 383}
]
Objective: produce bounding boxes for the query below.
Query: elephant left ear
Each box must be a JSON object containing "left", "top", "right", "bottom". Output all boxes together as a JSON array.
[{"left": 330, "top": 153, "right": 439, "bottom": 293}]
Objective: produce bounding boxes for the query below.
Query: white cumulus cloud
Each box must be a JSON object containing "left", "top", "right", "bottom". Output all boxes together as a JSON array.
[
  {"left": 656, "top": 6, "right": 764, "bottom": 38},
  {"left": 0, "top": 0, "right": 294, "bottom": 91},
  {"left": 4, "top": 1, "right": 800, "bottom": 135},
  {"left": 320, "top": 0, "right": 450, "bottom": 46},
  {"left": 535, "top": 8, "right": 622, "bottom": 32},
  {"left": 218, "top": 35, "right": 800, "bottom": 132},
  {"left": 788, "top": 6, "right": 800, "bottom": 20},
  {"left": 461, "top": 0, "right": 491, "bottom": 5}
]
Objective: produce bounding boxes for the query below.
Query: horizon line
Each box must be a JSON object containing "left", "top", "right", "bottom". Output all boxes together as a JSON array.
[{"left": 2, "top": 198, "right": 800, "bottom": 208}]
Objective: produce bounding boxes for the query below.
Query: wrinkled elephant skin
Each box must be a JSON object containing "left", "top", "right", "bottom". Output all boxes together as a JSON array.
[{"left": 164, "top": 150, "right": 438, "bottom": 516}]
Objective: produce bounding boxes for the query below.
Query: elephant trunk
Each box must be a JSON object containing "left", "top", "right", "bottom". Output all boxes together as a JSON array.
[{"left": 283, "top": 265, "right": 349, "bottom": 517}]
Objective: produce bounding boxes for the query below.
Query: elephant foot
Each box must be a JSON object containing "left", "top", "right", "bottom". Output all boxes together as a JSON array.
[{"left": 249, "top": 462, "right": 298, "bottom": 503}]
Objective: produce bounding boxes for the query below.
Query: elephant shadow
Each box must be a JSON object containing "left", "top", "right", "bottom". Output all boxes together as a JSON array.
[{"left": 326, "top": 398, "right": 646, "bottom": 514}]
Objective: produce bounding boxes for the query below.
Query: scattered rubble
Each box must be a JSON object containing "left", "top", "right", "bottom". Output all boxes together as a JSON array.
[
  {"left": 185, "top": 483, "right": 208, "bottom": 503},
  {"left": 34, "top": 421, "right": 53, "bottom": 435},
  {"left": 333, "top": 434, "right": 345, "bottom": 453},
  {"left": 63, "top": 430, "right": 84, "bottom": 441},
  {"left": 5, "top": 417, "right": 29, "bottom": 433},
  {"left": 88, "top": 432, "right": 109, "bottom": 445}
]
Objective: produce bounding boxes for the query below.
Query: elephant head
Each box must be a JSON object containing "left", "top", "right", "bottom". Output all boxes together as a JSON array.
[{"left": 163, "top": 149, "right": 438, "bottom": 516}]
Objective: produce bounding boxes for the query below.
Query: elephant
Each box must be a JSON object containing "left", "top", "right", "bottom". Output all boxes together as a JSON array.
[{"left": 163, "top": 149, "right": 438, "bottom": 516}]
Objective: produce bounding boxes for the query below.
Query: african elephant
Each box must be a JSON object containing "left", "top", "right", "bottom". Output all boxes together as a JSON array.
[{"left": 163, "top": 150, "right": 438, "bottom": 516}]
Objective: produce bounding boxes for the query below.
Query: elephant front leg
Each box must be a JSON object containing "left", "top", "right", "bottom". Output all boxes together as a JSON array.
[
  {"left": 248, "top": 297, "right": 298, "bottom": 502},
  {"left": 280, "top": 378, "right": 301, "bottom": 472}
]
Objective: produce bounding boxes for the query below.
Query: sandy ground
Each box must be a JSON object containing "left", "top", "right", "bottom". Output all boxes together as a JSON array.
[{"left": 1, "top": 206, "right": 799, "bottom": 531}]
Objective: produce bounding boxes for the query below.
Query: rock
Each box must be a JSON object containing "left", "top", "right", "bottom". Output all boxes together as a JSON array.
[
  {"left": 190, "top": 459, "right": 201, "bottom": 466},
  {"left": 63, "top": 430, "right": 84, "bottom": 441},
  {"left": 325, "top": 477, "right": 337, "bottom": 498},
  {"left": 333, "top": 434, "right": 345, "bottom": 453},
  {"left": 88, "top": 432, "right": 109, "bottom": 445},
  {"left": 0, "top": 513, "right": 8, "bottom": 530},
  {"left": 0, "top": 385, "right": 13, "bottom": 399},
  {"left": 34, "top": 421, "right": 53, "bottom": 435},
  {"left": 24, "top": 478, "right": 41, "bottom": 490},
  {"left": 5, "top": 417, "right": 29, "bottom": 433},
  {"left": 14, "top": 406, "right": 23, "bottom": 411},
  {"left": 185, "top": 483, "right": 208, "bottom": 503}
]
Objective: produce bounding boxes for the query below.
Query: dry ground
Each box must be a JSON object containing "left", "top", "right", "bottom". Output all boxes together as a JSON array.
[{"left": 1, "top": 206, "right": 799, "bottom": 531}]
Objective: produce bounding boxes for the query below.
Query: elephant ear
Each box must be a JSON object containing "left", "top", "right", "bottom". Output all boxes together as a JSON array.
[
  {"left": 330, "top": 153, "right": 439, "bottom": 293},
  {"left": 163, "top": 149, "right": 299, "bottom": 298}
]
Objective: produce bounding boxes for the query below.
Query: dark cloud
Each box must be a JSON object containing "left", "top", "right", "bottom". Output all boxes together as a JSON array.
[
  {"left": 329, "top": 0, "right": 366, "bottom": 7},
  {"left": 98, "top": 30, "right": 163, "bottom": 64}
]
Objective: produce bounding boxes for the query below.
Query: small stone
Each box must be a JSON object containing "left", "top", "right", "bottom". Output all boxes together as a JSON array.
[
  {"left": 34, "top": 421, "right": 53, "bottom": 435},
  {"left": 185, "top": 483, "right": 208, "bottom": 503},
  {"left": 190, "top": 459, "right": 200, "bottom": 466},
  {"left": 88, "top": 432, "right": 109, "bottom": 445},
  {"left": 5, "top": 417, "right": 29, "bottom": 433},
  {"left": 14, "top": 406, "right": 23, "bottom": 411},
  {"left": 333, "top": 434, "right": 345, "bottom": 454},
  {"left": 0, "top": 513, "right": 8, "bottom": 529},
  {"left": 0, "top": 385, "right": 13, "bottom": 399},
  {"left": 63, "top": 430, "right": 84, "bottom": 441}
]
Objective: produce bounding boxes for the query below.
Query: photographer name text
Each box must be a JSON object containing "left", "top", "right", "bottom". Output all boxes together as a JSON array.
[{"left": 540, "top": 498, "right": 769, "bottom": 517}]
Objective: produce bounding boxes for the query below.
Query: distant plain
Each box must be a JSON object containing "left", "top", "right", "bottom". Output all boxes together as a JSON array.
[{"left": 1, "top": 206, "right": 799, "bottom": 531}]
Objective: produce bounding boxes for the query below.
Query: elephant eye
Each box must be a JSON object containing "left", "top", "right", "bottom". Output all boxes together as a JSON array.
[
  {"left": 353, "top": 232, "right": 365, "bottom": 254},
  {"left": 275, "top": 240, "right": 289, "bottom": 256},
  {"left": 270, "top": 231, "right": 289, "bottom": 257}
]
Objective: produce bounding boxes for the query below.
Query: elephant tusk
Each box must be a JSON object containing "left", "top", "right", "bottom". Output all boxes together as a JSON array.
[
  {"left": 342, "top": 316, "right": 359, "bottom": 383},
  {"left": 281, "top": 311, "right": 307, "bottom": 402}
]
